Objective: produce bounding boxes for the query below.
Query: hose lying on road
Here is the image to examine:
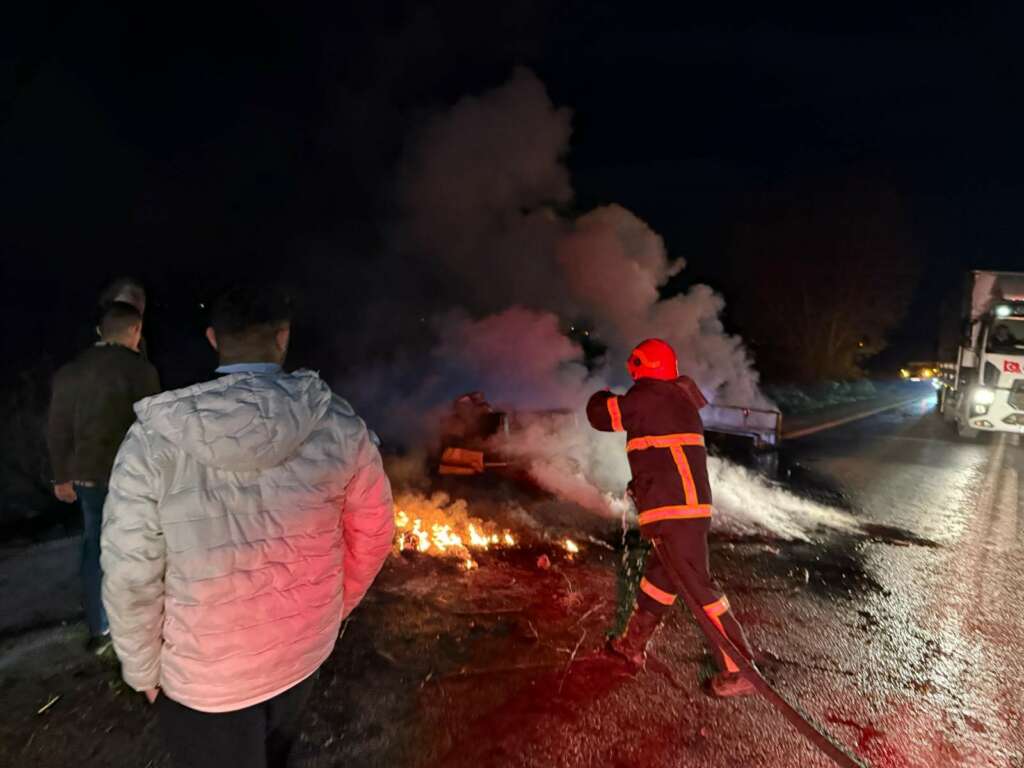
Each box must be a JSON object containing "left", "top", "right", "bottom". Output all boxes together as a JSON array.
[{"left": 651, "top": 538, "right": 868, "bottom": 768}]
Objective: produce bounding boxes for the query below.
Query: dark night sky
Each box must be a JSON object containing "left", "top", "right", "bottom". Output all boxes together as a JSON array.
[{"left": 3, "top": 2, "right": 1024, "bottom": 384}]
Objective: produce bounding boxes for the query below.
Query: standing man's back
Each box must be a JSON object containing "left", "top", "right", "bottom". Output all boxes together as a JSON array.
[
  {"left": 49, "top": 345, "right": 160, "bottom": 480},
  {"left": 47, "top": 301, "right": 160, "bottom": 652},
  {"left": 101, "top": 284, "right": 395, "bottom": 768}
]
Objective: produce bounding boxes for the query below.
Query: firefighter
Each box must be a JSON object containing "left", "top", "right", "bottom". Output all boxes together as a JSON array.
[{"left": 586, "top": 338, "right": 756, "bottom": 698}]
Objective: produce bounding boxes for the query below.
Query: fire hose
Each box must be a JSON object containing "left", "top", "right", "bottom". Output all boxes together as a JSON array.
[{"left": 650, "top": 538, "right": 868, "bottom": 768}]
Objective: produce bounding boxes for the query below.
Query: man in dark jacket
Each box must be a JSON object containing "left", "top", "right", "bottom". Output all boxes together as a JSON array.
[
  {"left": 587, "top": 338, "right": 756, "bottom": 698},
  {"left": 47, "top": 301, "right": 161, "bottom": 653}
]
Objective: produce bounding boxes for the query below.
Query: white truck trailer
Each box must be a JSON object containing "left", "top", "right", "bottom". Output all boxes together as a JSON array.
[{"left": 940, "top": 270, "right": 1024, "bottom": 438}]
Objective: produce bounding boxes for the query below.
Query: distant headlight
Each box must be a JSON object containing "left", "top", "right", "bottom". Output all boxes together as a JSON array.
[{"left": 973, "top": 388, "right": 996, "bottom": 405}]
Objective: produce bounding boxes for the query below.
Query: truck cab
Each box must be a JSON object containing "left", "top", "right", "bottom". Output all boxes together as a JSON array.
[{"left": 942, "top": 277, "right": 1024, "bottom": 438}]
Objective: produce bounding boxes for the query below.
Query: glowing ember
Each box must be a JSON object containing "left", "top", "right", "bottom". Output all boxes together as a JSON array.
[
  {"left": 393, "top": 492, "right": 517, "bottom": 561},
  {"left": 564, "top": 539, "right": 579, "bottom": 554}
]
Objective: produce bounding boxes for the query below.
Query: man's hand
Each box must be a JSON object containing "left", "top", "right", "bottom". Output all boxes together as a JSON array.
[
  {"left": 53, "top": 482, "right": 77, "bottom": 504},
  {"left": 143, "top": 688, "right": 160, "bottom": 704}
]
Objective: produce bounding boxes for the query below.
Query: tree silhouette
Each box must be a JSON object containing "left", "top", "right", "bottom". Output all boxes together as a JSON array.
[{"left": 728, "top": 179, "right": 919, "bottom": 381}]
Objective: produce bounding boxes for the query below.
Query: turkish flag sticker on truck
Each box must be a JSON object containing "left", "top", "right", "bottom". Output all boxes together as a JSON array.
[{"left": 1004, "top": 360, "right": 1022, "bottom": 373}]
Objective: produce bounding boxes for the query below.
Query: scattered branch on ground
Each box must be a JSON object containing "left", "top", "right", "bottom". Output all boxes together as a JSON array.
[
  {"left": 36, "top": 695, "right": 60, "bottom": 715},
  {"left": 558, "top": 630, "right": 587, "bottom": 694}
]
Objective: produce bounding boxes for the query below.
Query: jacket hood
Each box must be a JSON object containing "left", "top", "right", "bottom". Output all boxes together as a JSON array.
[{"left": 134, "top": 370, "right": 334, "bottom": 471}]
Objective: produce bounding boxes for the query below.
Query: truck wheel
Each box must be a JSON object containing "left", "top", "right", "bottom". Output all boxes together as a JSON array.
[{"left": 957, "top": 421, "right": 978, "bottom": 439}]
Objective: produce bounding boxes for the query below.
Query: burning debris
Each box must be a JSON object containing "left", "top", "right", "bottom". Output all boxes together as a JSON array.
[
  {"left": 393, "top": 492, "right": 518, "bottom": 570},
  {"left": 392, "top": 491, "right": 582, "bottom": 570}
]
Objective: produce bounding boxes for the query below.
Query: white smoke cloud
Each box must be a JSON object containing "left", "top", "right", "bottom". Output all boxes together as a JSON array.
[
  {"left": 432, "top": 307, "right": 589, "bottom": 411},
  {"left": 396, "top": 67, "right": 572, "bottom": 312},
  {"left": 346, "top": 67, "right": 850, "bottom": 541},
  {"left": 558, "top": 204, "right": 678, "bottom": 345},
  {"left": 493, "top": 414, "right": 628, "bottom": 517},
  {"left": 558, "top": 204, "right": 770, "bottom": 407}
]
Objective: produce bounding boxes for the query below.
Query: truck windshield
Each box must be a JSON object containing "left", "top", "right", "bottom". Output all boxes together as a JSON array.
[{"left": 987, "top": 319, "right": 1024, "bottom": 353}]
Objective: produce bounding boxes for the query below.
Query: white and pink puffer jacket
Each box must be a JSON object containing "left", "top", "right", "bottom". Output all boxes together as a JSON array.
[{"left": 100, "top": 370, "right": 394, "bottom": 712}]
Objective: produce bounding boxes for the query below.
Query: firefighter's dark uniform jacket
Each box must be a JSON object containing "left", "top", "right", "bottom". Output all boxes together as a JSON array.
[{"left": 586, "top": 376, "right": 711, "bottom": 536}]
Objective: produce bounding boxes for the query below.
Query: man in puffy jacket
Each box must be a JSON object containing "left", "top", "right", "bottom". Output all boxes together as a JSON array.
[
  {"left": 101, "top": 284, "right": 395, "bottom": 767},
  {"left": 587, "top": 338, "right": 755, "bottom": 698}
]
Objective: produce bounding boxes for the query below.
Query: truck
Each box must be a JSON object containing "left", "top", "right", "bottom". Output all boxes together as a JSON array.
[{"left": 939, "top": 270, "right": 1024, "bottom": 438}]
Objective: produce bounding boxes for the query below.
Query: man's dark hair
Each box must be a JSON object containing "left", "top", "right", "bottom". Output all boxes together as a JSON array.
[
  {"left": 210, "top": 284, "right": 292, "bottom": 359},
  {"left": 99, "top": 301, "right": 143, "bottom": 339}
]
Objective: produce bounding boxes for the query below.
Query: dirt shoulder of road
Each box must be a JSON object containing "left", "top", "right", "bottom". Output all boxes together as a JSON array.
[{"left": 0, "top": 544, "right": 624, "bottom": 768}]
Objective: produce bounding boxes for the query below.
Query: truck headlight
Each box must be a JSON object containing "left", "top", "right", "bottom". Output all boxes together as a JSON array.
[{"left": 973, "top": 388, "right": 996, "bottom": 405}]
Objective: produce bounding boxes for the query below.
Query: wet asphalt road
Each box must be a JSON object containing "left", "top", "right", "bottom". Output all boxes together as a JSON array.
[
  {"left": 399, "top": 391, "right": 1024, "bottom": 768},
  {"left": 766, "top": 390, "right": 1024, "bottom": 767}
]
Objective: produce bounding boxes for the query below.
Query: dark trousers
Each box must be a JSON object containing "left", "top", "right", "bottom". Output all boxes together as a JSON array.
[
  {"left": 156, "top": 674, "right": 316, "bottom": 768},
  {"left": 637, "top": 518, "right": 753, "bottom": 673},
  {"left": 76, "top": 484, "right": 109, "bottom": 637}
]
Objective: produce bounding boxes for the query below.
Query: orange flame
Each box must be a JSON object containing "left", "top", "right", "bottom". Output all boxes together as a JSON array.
[{"left": 394, "top": 492, "right": 516, "bottom": 560}]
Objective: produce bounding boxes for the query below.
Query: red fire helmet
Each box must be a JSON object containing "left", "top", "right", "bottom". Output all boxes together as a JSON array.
[{"left": 627, "top": 338, "right": 679, "bottom": 381}]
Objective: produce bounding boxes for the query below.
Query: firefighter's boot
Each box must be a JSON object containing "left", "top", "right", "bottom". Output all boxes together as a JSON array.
[
  {"left": 707, "top": 671, "right": 757, "bottom": 698},
  {"left": 607, "top": 609, "right": 662, "bottom": 670}
]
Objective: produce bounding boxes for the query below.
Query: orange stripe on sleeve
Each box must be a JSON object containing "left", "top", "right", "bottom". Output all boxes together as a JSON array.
[{"left": 607, "top": 396, "right": 624, "bottom": 432}]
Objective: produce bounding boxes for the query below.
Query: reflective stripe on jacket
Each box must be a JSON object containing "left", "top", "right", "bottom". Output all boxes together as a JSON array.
[
  {"left": 100, "top": 370, "right": 394, "bottom": 712},
  {"left": 586, "top": 376, "right": 712, "bottom": 528}
]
